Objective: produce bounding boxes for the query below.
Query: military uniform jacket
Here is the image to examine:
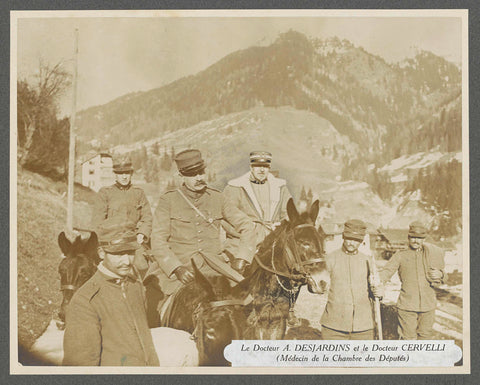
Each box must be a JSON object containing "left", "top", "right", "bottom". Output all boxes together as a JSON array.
[
  {"left": 151, "top": 185, "right": 255, "bottom": 295},
  {"left": 223, "top": 172, "right": 291, "bottom": 262},
  {"left": 91, "top": 183, "right": 152, "bottom": 240},
  {"left": 380, "top": 243, "right": 445, "bottom": 312},
  {"left": 321, "top": 248, "right": 374, "bottom": 332},
  {"left": 63, "top": 269, "right": 159, "bottom": 366}
]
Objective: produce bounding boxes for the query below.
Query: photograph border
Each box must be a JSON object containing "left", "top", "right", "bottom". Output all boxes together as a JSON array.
[{"left": 5, "top": 1, "right": 478, "bottom": 382}]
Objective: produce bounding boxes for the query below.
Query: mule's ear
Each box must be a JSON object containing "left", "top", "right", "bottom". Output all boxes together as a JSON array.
[
  {"left": 191, "top": 259, "right": 216, "bottom": 300},
  {"left": 309, "top": 200, "right": 320, "bottom": 223},
  {"left": 286, "top": 198, "right": 299, "bottom": 223},
  {"left": 85, "top": 232, "right": 99, "bottom": 260},
  {"left": 58, "top": 232, "right": 71, "bottom": 256}
]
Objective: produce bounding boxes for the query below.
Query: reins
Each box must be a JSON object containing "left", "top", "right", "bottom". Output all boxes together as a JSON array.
[{"left": 253, "top": 223, "right": 325, "bottom": 282}]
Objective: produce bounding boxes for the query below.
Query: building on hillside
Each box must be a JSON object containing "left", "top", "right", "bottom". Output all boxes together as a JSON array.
[{"left": 81, "top": 153, "right": 114, "bottom": 192}]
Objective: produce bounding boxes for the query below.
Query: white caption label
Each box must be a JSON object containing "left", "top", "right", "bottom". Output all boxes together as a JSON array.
[{"left": 224, "top": 340, "right": 462, "bottom": 367}]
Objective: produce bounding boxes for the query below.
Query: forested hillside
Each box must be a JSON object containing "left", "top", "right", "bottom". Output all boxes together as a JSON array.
[{"left": 18, "top": 30, "right": 463, "bottom": 236}]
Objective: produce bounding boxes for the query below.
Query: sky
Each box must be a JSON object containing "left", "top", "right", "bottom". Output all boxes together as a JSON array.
[{"left": 15, "top": 11, "right": 464, "bottom": 116}]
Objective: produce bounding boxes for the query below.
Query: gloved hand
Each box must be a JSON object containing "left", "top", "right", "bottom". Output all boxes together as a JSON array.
[
  {"left": 137, "top": 233, "right": 145, "bottom": 244},
  {"left": 231, "top": 258, "right": 247, "bottom": 275},
  {"left": 370, "top": 283, "right": 385, "bottom": 299},
  {"left": 174, "top": 266, "right": 194, "bottom": 284}
]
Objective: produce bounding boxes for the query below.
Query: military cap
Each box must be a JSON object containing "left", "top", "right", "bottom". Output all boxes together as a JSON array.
[
  {"left": 343, "top": 219, "right": 367, "bottom": 241},
  {"left": 99, "top": 235, "right": 139, "bottom": 254},
  {"left": 174, "top": 149, "right": 205, "bottom": 176},
  {"left": 408, "top": 221, "right": 428, "bottom": 238},
  {"left": 250, "top": 151, "right": 272, "bottom": 167},
  {"left": 97, "top": 227, "right": 139, "bottom": 254},
  {"left": 112, "top": 154, "right": 133, "bottom": 173}
]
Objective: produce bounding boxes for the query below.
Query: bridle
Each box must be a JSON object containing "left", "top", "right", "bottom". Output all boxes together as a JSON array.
[
  {"left": 252, "top": 222, "right": 326, "bottom": 320},
  {"left": 253, "top": 223, "right": 325, "bottom": 283},
  {"left": 60, "top": 284, "right": 78, "bottom": 292},
  {"left": 60, "top": 254, "right": 98, "bottom": 293}
]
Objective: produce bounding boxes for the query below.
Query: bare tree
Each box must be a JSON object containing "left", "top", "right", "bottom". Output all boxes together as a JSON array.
[{"left": 17, "top": 59, "right": 71, "bottom": 167}]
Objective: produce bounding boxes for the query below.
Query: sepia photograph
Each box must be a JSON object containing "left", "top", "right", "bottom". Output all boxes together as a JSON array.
[{"left": 10, "top": 9, "right": 469, "bottom": 374}]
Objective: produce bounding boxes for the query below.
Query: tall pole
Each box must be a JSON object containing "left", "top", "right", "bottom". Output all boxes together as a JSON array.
[{"left": 66, "top": 29, "right": 79, "bottom": 237}]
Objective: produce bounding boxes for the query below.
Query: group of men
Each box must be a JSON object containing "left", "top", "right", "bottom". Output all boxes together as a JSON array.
[
  {"left": 63, "top": 149, "right": 291, "bottom": 365},
  {"left": 320, "top": 219, "right": 445, "bottom": 341},
  {"left": 62, "top": 148, "right": 446, "bottom": 366}
]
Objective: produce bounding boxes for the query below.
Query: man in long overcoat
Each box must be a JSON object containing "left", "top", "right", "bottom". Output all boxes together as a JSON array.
[
  {"left": 63, "top": 234, "right": 159, "bottom": 366},
  {"left": 91, "top": 154, "right": 153, "bottom": 275},
  {"left": 321, "top": 219, "right": 383, "bottom": 340},
  {"left": 380, "top": 221, "right": 445, "bottom": 339},
  {"left": 223, "top": 151, "right": 292, "bottom": 273}
]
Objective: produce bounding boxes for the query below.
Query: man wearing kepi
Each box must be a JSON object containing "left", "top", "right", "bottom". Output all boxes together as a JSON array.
[
  {"left": 150, "top": 149, "right": 254, "bottom": 305},
  {"left": 321, "top": 219, "right": 384, "bottom": 340},
  {"left": 223, "top": 151, "right": 291, "bottom": 274},
  {"left": 380, "top": 221, "right": 445, "bottom": 340},
  {"left": 63, "top": 233, "right": 159, "bottom": 366},
  {"left": 91, "top": 154, "right": 153, "bottom": 276}
]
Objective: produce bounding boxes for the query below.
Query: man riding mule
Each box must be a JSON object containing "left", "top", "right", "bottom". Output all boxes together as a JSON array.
[
  {"left": 91, "top": 154, "right": 153, "bottom": 276},
  {"left": 147, "top": 149, "right": 256, "bottom": 327},
  {"left": 223, "top": 151, "right": 292, "bottom": 275},
  {"left": 177, "top": 200, "right": 330, "bottom": 365}
]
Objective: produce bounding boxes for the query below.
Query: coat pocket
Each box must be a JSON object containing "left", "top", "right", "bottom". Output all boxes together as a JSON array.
[{"left": 170, "top": 215, "right": 192, "bottom": 241}]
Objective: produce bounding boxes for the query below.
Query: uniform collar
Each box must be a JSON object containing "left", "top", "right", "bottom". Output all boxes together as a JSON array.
[
  {"left": 115, "top": 182, "right": 132, "bottom": 190},
  {"left": 342, "top": 244, "right": 359, "bottom": 255},
  {"left": 181, "top": 183, "right": 208, "bottom": 199},
  {"left": 249, "top": 174, "right": 268, "bottom": 184},
  {"left": 97, "top": 261, "right": 137, "bottom": 283},
  {"left": 409, "top": 245, "right": 424, "bottom": 252}
]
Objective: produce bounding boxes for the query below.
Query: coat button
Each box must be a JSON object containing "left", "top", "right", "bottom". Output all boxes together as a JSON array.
[
  {"left": 197, "top": 230, "right": 201, "bottom": 233},
  {"left": 198, "top": 239, "right": 203, "bottom": 242},
  {"left": 198, "top": 248, "right": 203, "bottom": 251}
]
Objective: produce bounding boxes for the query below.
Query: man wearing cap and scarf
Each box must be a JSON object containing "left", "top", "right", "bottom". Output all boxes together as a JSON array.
[
  {"left": 223, "top": 151, "right": 292, "bottom": 274},
  {"left": 321, "top": 219, "right": 384, "bottom": 340},
  {"left": 91, "top": 154, "right": 153, "bottom": 276},
  {"left": 63, "top": 233, "right": 159, "bottom": 366},
  {"left": 380, "top": 221, "right": 445, "bottom": 340},
  {"left": 149, "top": 149, "right": 255, "bottom": 318}
]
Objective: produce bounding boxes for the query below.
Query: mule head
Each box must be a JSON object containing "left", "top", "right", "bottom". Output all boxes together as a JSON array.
[
  {"left": 191, "top": 260, "right": 243, "bottom": 366},
  {"left": 284, "top": 198, "right": 329, "bottom": 294},
  {"left": 57, "top": 231, "right": 100, "bottom": 326}
]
